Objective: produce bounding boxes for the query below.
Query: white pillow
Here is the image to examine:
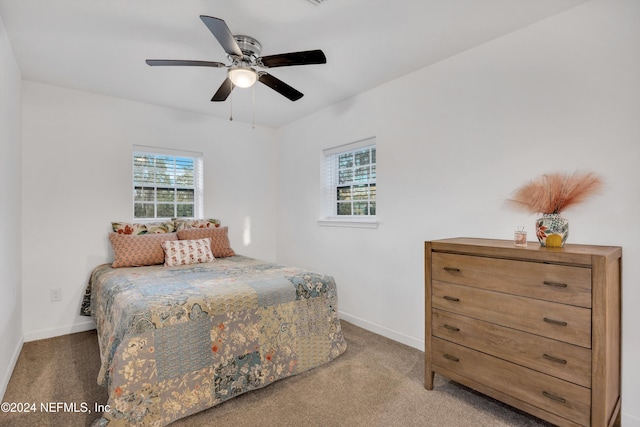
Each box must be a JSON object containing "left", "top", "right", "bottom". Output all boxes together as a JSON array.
[{"left": 161, "top": 237, "right": 215, "bottom": 266}]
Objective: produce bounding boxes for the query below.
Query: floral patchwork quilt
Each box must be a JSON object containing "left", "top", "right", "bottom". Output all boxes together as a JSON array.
[{"left": 85, "top": 255, "right": 347, "bottom": 426}]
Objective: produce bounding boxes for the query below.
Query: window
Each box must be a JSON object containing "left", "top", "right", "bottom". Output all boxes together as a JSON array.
[
  {"left": 132, "top": 146, "right": 203, "bottom": 220},
  {"left": 320, "top": 137, "right": 377, "bottom": 227}
]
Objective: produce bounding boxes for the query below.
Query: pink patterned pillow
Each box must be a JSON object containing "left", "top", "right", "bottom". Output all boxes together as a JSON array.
[
  {"left": 109, "top": 232, "right": 177, "bottom": 267},
  {"left": 161, "top": 238, "right": 215, "bottom": 267},
  {"left": 177, "top": 226, "right": 235, "bottom": 258}
]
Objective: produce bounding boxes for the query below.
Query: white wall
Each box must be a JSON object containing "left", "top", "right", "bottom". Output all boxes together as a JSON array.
[
  {"left": 0, "top": 15, "right": 23, "bottom": 400},
  {"left": 275, "top": 0, "right": 640, "bottom": 424},
  {"left": 20, "top": 82, "right": 279, "bottom": 341}
]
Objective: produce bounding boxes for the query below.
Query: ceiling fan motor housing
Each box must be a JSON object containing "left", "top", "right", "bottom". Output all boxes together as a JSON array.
[{"left": 232, "top": 35, "right": 262, "bottom": 64}]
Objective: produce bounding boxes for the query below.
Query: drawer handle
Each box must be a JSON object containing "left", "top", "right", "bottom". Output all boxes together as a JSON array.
[
  {"left": 543, "top": 317, "right": 568, "bottom": 327},
  {"left": 443, "top": 266, "right": 461, "bottom": 273},
  {"left": 543, "top": 353, "right": 567, "bottom": 365},
  {"left": 443, "top": 296, "right": 460, "bottom": 302},
  {"left": 542, "top": 391, "right": 566, "bottom": 404},
  {"left": 443, "top": 354, "right": 460, "bottom": 362},
  {"left": 443, "top": 324, "right": 460, "bottom": 332},
  {"left": 543, "top": 280, "right": 568, "bottom": 288}
]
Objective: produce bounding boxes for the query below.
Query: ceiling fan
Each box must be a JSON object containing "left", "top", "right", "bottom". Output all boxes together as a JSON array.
[{"left": 146, "top": 15, "right": 326, "bottom": 102}]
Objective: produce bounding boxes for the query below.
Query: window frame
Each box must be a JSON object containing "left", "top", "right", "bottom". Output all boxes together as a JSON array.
[
  {"left": 318, "top": 137, "right": 378, "bottom": 229},
  {"left": 132, "top": 145, "right": 204, "bottom": 221}
]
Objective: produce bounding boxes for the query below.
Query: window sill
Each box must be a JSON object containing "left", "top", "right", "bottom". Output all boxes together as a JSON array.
[{"left": 317, "top": 218, "right": 379, "bottom": 229}]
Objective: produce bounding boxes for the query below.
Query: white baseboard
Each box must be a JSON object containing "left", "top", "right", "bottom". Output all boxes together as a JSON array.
[
  {"left": 0, "top": 335, "right": 23, "bottom": 402},
  {"left": 338, "top": 310, "right": 424, "bottom": 351},
  {"left": 23, "top": 319, "right": 96, "bottom": 342}
]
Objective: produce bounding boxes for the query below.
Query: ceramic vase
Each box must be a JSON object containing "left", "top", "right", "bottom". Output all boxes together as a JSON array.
[{"left": 535, "top": 213, "right": 568, "bottom": 247}]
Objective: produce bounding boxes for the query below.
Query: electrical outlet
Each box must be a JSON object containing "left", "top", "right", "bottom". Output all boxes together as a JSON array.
[{"left": 50, "top": 288, "right": 62, "bottom": 302}]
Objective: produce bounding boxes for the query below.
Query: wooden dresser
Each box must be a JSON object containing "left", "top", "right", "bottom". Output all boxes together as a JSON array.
[{"left": 424, "top": 238, "right": 621, "bottom": 427}]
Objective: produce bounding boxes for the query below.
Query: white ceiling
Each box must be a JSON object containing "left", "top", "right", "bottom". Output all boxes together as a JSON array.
[{"left": 0, "top": 0, "right": 588, "bottom": 128}]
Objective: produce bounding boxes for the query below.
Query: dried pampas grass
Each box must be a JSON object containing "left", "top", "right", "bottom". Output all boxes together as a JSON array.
[{"left": 507, "top": 172, "right": 603, "bottom": 214}]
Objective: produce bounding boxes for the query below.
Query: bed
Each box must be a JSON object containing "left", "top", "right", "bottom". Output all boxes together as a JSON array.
[{"left": 82, "top": 222, "right": 347, "bottom": 426}]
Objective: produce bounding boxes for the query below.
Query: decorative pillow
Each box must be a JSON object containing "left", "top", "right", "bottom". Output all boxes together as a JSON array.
[
  {"left": 177, "top": 226, "right": 236, "bottom": 258},
  {"left": 109, "top": 232, "right": 178, "bottom": 268},
  {"left": 173, "top": 218, "right": 221, "bottom": 231},
  {"left": 162, "top": 238, "right": 215, "bottom": 267},
  {"left": 112, "top": 221, "right": 176, "bottom": 235}
]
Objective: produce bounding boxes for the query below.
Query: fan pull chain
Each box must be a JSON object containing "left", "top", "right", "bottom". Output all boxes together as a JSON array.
[
  {"left": 229, "top": 88, "right": 233, "bottom": 121},
  {"left": 252, "top": 84, "right": 255, "bottom": 129}
]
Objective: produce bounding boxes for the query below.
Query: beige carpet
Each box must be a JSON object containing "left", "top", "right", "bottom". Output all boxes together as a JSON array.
[{"left": 2, "top": 321, "right": 564, "bottom": 427}]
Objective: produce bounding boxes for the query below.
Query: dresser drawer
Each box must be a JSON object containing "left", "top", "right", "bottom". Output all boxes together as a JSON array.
[
  {"left": 432, "top": 252, "right": 592, "bottom": 308},
  {"left": 432, "top": 337, "right": 591, "bottom": 426},
  {"left": 432, "top": 282, "right": 591, "bottom": 348},
  {"left": 432, "top": 309, "right": 591, "bottom": 387}
]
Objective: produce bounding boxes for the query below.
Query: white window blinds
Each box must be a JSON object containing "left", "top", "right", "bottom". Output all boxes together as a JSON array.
[
  {"left": 321, "top": 137, "right": 376, "bottom": 220},
  {"left": 132, "top": 146, "right": 204, "bottom": 220}
]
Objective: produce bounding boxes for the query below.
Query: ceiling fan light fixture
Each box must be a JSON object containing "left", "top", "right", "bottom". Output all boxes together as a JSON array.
[{"left": 228, "top": 66, "right": 257, "bottom": 88}]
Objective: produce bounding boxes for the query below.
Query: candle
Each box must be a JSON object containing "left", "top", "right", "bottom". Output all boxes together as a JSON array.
[{"left": 514, "top": 228, "right": 527, "bottom": 247}]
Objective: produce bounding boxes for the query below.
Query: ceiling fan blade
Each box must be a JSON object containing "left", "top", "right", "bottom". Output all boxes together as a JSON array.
[
  {"left": 211, "top": 78, "right": 235, "bottom": 102},
  {"left": 200, "top": 16, "right": 242, "bottom": 57},
  {"left": 146, "top": 59, "right": 225, "bottom": 67},
  {"left": 259, "top": 49, "right": 326, "bottom": 68},
  {"left": 258, "top": 73, "right": 303, "bottom": 101}
]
